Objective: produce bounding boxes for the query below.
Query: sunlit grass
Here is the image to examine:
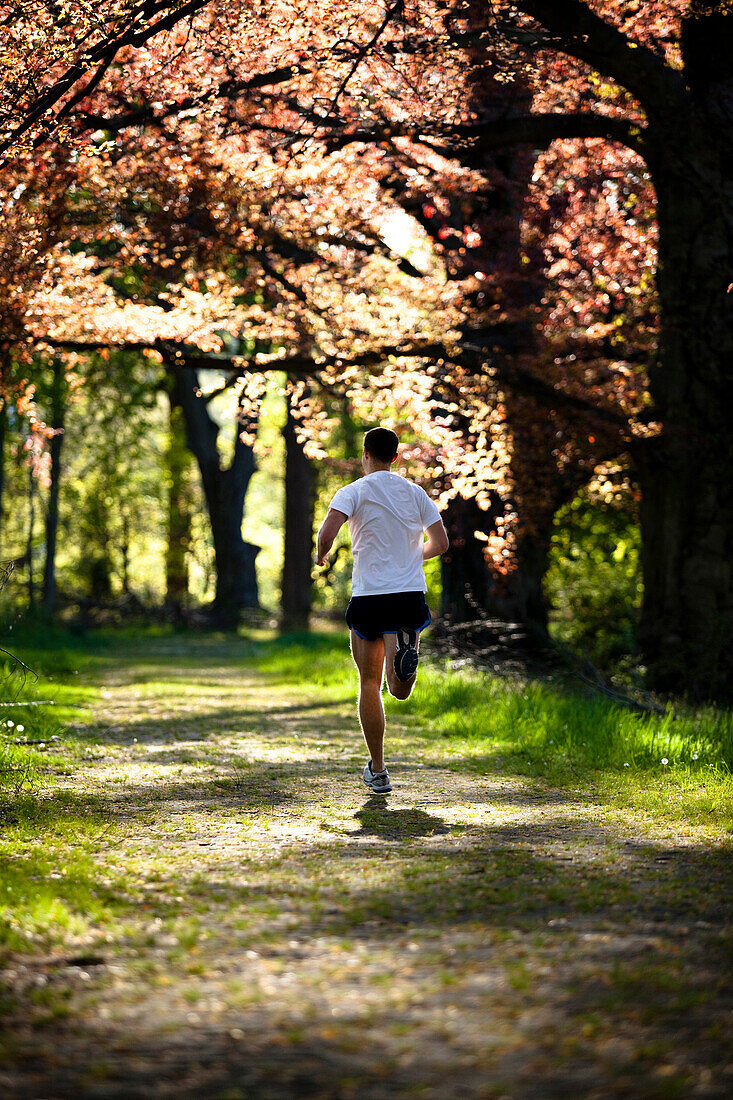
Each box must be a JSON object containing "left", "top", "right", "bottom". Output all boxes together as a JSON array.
[
  {"left": 0, "top": 787, "right": 125, "bottom": 954},
  {"left": 6, "top": 623, "right": 731, "bottom": 835},
  {"left": 0, "top": 622, "right": 727, "bottom": 1100},
  {"left": 0, "top": 629, "right": 116, "bottom": 955},
  {"left": 405, "top": 665, "right": 733, "bottom": 767},
  {"left": 253, "top": 631, "right": 355, "bottom": 692}
]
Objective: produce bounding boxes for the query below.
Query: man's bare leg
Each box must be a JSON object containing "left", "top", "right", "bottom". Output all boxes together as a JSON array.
[
  {"left": 383, "top": 631, "right": 420, "bottom": 700},
  {"left": 350, "top": 630, "right": 387, "bottom": 772}
]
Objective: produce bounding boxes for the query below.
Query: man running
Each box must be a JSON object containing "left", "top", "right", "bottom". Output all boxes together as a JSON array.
[{"left": 315, "top": 427, "right": 449, "bottom": 794}]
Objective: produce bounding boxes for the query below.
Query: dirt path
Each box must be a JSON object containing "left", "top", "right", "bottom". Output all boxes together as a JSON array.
[{"left": 1, "top": 639, "right": 731, "bottom": 1099}]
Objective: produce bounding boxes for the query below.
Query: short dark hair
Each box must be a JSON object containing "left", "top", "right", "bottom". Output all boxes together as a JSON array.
[{"left": 364, "top": 427, "right": 399, "bottom": 463}]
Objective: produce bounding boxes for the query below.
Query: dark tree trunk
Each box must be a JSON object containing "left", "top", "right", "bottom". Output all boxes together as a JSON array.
[
  {"left": 0, "top": 397, "right": 6, "bottom": 550},
  {"left": 436, "top": 214, "right": 561, "bottom": 637},
  {"left": 636, "top": 14, "right": 733, "bottom": 697},
  {"left": 419, "top": 56, "right": 565, "bottom": 642},
  {"left": 441, "top": 493, "right": 552, "bottom": 645},
  {"left": 42, "top": 358, "right": 65, "bottom": 614},
  {"left": 441, "top": 495, "right": 499, "bottom": 623},
  {"left": 637, "top": 168, "right": 733, "bottom": 695},
  {"left": 26, "top": 465, "right": 35, "bottom": 608},
  {"left": 446, "top": 2, "right": 733, "bottom": 695},
  {"left": 174, "top": 368, "right": 260, "bottom": 626},
  {"left": 120, "top": 512, "right": 132, "bottom": 596},
  {"left": 0, "top": 350, "right": 9, "bottom": 550},
  {"left": 164, "top": 394, "right": 193, "bottom": 609},
  {"left": 280, "top": 396, "right": 316, "bottom": 631},
  {"left": 341, "top": 405, "right": 360, "bottom": 460}
]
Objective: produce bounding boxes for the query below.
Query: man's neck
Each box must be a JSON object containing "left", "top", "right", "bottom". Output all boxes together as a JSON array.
[{"left": 364, "top": 461, "right": 392, "bottom": 475}]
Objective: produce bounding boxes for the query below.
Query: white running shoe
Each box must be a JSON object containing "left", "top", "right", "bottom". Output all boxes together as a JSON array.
[{"left": 363, "top": 760, "right": 393, "bottom": 794}]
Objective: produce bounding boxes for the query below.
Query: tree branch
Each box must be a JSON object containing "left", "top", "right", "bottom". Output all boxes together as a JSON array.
[
  {"left": 459, "top": 344, "right": 634, "bottom": 435},
  {"left": 507, "top": 0, "right": 688, "bottom": 117},
  {"left": 430, "top": 112, "right": 648, "bottom": 158},
  {"left": 316, "top": 0, "right": 405, "bottom": 129},
  {"left": 322, "top": 111, "right": 648, "bottom": 157},
  {"left": 27, "top": 335, "right": 641, "bottom": 436},
  {"left": 0, "top": 0, "right": 212, "bottom": 159},
  {"left": 75, "top": 66, "right": 305, "bottom": 133}
]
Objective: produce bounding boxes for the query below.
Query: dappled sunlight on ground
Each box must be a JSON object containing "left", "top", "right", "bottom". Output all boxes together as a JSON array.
[{"left": 0, "top": 637, "right": 730, "bottom": 1098}]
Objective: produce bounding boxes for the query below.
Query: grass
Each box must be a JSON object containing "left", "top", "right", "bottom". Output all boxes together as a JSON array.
[
  {"left": 2, "top": 620, "right": 732, "bottom": 829},
  {"left": 0, "top": 622, "right": 117, "bottom": 956},
  {"left": 0, "top": 808, "right": 121, "bottom": 952},
  {"left": 253, "top": 629, "right": 354, "bottom": 691}
]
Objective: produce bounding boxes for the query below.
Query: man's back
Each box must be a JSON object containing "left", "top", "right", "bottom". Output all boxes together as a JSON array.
[{"left": 330, "top": 470, "right": 440, "bottom": 596}]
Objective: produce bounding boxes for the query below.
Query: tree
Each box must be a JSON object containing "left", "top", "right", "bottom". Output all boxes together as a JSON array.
[
  {"left": 56, "top": 350, "right": 164, "bottom": 605},
  {"left": 0, "top": 159, "right": 73, "bottom": 551},
  {"left": 0, "top": 1, "right": 213, "bottom": 160},
  {"left": 41, "top": 358, "right": 67, "bottom": 613},
  {"left": 14, "top": 80, "right": 458, "bottom": 621},
  {"left": 164, "top": 388, "right": 195, "bottom": 612},
  {"left": 255, "top": 0, "right": 731, "bottom": 695},
  {"left": 459, "top": 1, "right": 733, "bottom": 694},
  {"left": 7, "top": 0, "right": 729, "bottom": 694},
  {"left": 281, "top": 388, "right": 316, "bottom": 631},
  {"left": 171, "top": 366, "right": 260, "bottom": 625}
]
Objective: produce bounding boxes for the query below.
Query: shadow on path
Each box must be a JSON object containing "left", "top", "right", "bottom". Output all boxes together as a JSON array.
[
  {"left": 353, "top": 799, "right": 451, "bottom": 839},
  {"left": 70, "top": 699, "right": 353, "bottom": 745}
]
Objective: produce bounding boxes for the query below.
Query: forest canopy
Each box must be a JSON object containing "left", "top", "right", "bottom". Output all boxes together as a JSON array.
[{"left": 1, "top": 0, "right": 732, "bottom": 698}]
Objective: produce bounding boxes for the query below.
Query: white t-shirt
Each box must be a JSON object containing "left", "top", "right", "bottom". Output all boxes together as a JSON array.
[{"left": 329, "top": 471, "right": 442, "bottom": 596}]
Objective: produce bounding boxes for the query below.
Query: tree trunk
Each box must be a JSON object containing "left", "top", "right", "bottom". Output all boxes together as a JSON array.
[
  {"left": 164, "top": 394, "right": 193, "bottom": 610},
  {"left": 441, "top": 495, "right": 499, "bottom": 623},
  {"left": 174, "top": 368, "right": 260, "bottom": 626},
  {"left": 420, "top": 60, "right": 564, "bottom": 642},
  {"left": 26, "top": 465, "right": 35, "bottom": 608},
  {"left": 637, "top": 163, "right": 733, "bottom": 696},
  {"left": 280, "top": 395, "right": 316, "bottom": 631},
  {"left": 0, "top": 349, "right": 9, "bottom": 551},
  {"left": 42, "top": 358, "right": 65, "bottom": 614},
  {"left": 0, "top": 397, "right": 6, "bottom": 551},
  {"left": 637, "top": 17, "right": 733, "bottom": 697},
  {"left": 441, "top": 493, "right": 551, "bottom": 647},
  {"left": 120, "top": 511, "right": 132, "bottom": 597}
]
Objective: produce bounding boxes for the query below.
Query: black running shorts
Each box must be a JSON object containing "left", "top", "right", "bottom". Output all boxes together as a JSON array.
[{"left": 346, "top": 591, "right": 431, "bottom": 642}]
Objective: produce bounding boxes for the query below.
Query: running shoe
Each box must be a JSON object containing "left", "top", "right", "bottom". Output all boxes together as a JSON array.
[
  {"left": 394, "top": 628, "right": 419, "bottom": 682},
  {"left": 363, "top": 759, "right": 393, "bottom": 794}
]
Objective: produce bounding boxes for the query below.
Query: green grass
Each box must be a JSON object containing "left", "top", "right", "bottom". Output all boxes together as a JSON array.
[
  {"left": 0, "top": 622, "right": 119, "bottom": 956},
  {"left": 253, "top": 630, "right": 354, "bottom": 691},
  {"left": 5, "top": 623, "right": 733, "bottom": 833},
  {"left": 0, "top": 621, "right": 728, "bottom": 1100},
  {"left": 0, "top": 796, "right": 123, "bottom": 952}
]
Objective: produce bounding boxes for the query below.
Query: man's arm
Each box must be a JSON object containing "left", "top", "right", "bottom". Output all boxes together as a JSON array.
[
  {"left": 315, "top": 508, "right": 348, "bottom": 566},
  {"left": 423, "top": 518, "right": 449, "bottom": 561}
]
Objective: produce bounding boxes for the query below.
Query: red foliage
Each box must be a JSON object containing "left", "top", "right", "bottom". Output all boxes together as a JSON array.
[{"left": 0, "top": 1, "right": 674, "bottom": 567}]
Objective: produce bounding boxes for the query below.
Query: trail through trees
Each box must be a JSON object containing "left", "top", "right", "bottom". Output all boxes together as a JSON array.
[
  {"left": 2, "top": 1, "right": 733, "bottom": 695},
  {"left": 0, "top": 635, "right": 729, "bottom": 1097}
]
